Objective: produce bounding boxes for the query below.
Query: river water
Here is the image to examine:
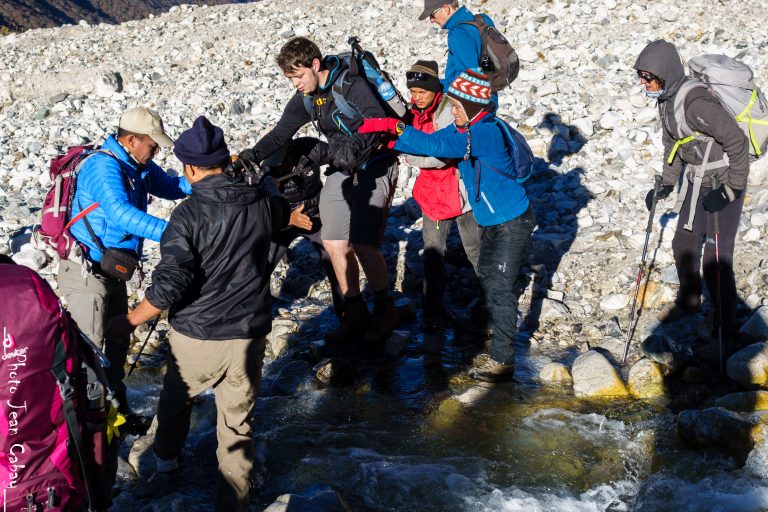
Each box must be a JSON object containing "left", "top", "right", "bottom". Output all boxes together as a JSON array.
[{"left": 120, "top": 321, "right": 768, "bottom": 511}]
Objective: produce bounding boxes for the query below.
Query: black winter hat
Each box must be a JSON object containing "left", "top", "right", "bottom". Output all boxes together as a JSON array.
[
  {"left": 406, "top": 60, "right": 442, "bottom": 93},
  {"left": 173, "top": 116, "right": 230, "bottom": 167}
]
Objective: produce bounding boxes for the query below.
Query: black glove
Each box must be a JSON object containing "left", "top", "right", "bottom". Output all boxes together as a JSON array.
[
  {"left": 703, "top": 184, "right": 742, "bottom": 213},
  {"left": 332, "top": 142, "right": 357, "bottom": 171},
  {"left": 645, "top": 185, "right": 674, "bottom": 211},
  {"left": 238, "top": 148, "right": 261, "bottom": 165},
  {"left": 307, "top": 140, "right": 331, "bottom": 166}
]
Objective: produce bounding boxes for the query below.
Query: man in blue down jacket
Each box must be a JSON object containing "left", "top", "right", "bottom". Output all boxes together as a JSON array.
[
  {"left": 360, "top": 69, "right": 535, "bottom": 382},
  {"left": 418, "top": 0, "right": 499, "bottom": 106},
  {"left": 106, "top": 116, "right": 294, "bottom": 510},
  {"left": 58, "top": 107, "right": 190, "bottom": 409}
]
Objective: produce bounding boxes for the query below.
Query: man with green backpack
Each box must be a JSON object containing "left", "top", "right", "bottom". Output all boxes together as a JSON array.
[{"left": 634, "top": 39, "right": 759, "bottom": 346}]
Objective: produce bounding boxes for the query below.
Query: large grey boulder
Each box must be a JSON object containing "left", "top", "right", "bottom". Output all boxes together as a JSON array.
[
  {"left": 627, "top": 358, "right": 665, "bottom": 399},
  {"left": 726, "top": 342, "right": 768, "bottom": 388},
  {"left": 676, "top": 407, "right": 765, "bottom": 458},
  {"left": 571, "top": 350, "right": 629, "bottom": 398},
  {"left": 739, "top": 306, "right": 768, "bottom": 341},
  {"left": 539, "top": 362, "right": 573, "bottom": 386},
  {"left": 263, "top": 484, "right": 351, "bottom": 512}
]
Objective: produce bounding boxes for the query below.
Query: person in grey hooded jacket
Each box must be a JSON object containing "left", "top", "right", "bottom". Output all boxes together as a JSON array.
[{"left": 634, "top": 39, "right": 749, "bottom": 339}]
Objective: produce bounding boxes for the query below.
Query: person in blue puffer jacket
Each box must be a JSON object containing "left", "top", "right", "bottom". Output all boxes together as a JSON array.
[
  {"left": 359, "top": 69, "right": 535, "bottom": 383},
  {"left": 58, "top": 107, "right": 190, "bottom": 411},
  {"left": 417, "top": 0, "right": 499, "bottom": 107}
]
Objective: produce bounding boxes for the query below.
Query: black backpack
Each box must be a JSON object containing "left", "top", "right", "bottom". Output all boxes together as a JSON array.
[{"left": 459, "top": 15, "right": 520, "bottom": 92}]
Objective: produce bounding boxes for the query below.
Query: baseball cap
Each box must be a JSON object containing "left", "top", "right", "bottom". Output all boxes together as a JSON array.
[{"left": 118, "top": 107, "right": 173, "bottom": 148}]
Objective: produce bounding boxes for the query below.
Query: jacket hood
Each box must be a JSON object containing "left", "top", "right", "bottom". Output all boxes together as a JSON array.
[
  {"left": 320, "top": 55, "right": 346, "bottom": 92},
  {"left": 192, "top": 173, "right": 260, "bottom": 205},
  {"left": 633, "top": 39, "right": 687, "bottom": 100}
]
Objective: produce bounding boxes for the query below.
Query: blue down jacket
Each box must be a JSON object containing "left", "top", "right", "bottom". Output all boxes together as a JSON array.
[
  {"left": 394, "top": 113, "right": 529, "bottom": 227},
  {"left": 69, "top": 135, "right": 190, "bottom": 262},
  {"left": 443, "top": 6, "right": 499, "bottom": 106}
]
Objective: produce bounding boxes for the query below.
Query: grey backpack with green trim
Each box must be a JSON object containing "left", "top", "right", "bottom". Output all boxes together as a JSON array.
[{"left": 673, "top": 54, "right": 768, "bottom": 161}]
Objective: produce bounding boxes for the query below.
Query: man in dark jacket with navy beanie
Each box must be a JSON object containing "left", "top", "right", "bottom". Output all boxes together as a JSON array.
[
  {"left": 635, "top": 40, "right": 749, "bottom": 341},
  {"left": 106, "top": 116, "right": 292, "bottom": 511}
]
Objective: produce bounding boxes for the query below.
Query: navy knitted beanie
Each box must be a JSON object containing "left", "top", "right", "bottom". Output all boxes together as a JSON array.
[{"left": 173, "top": 116, "right": 230, "bottom": 167}]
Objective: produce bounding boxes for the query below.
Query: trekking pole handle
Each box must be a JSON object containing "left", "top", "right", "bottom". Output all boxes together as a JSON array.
[
  {"left": 647, "top": 175, "right": 663, "bottom": 234},
  {"left": 348, "top": 36, "right": 363, "bottom": 53}
]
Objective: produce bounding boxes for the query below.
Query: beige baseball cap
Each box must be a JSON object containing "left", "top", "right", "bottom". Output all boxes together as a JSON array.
[{"left": 118, "top": 107, "right": 174, "bottom": 147}]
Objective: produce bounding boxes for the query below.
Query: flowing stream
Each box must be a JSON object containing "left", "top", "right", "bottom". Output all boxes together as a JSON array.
[{"left": 118, "top": 321, "right": 768, "bottom": 511}]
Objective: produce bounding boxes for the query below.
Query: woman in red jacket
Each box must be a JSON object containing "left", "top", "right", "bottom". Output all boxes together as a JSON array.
[{"left": 402, "top": 60, "right": 484, "bottom": 331}]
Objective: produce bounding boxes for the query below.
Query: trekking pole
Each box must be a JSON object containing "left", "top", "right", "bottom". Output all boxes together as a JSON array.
[
  {"left": 713, "top": 211, "right": 724, "bottom": 375},
  {"left": 622, "top": 174, "right": 662, "bottom": 364},
  {"left": 126, "top": 317, "right": 159, "bottom": 378},
  {"left": 348, "top": 36, "right": 408, "bottom": 117}
]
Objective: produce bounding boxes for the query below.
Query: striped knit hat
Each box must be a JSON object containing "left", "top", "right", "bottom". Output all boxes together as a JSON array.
[{"left": 446, "top": 68, "right": 492, "bottom": 121}]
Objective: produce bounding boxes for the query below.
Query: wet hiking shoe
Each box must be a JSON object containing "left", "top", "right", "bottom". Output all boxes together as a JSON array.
[
  {"left": 468, "top": 354, "right": 514, "bottom": 383},
  {"left": 657, "top": 302, "right": 700, "bottom": 323},
  {"left": 325, "top": 297, "right": 371, "bottom": 346},
  {"left": 363, "top": 296, "right": 399, "bottom": 347}
]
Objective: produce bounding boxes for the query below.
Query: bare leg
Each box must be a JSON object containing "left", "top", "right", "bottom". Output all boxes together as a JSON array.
[
  {"left": 323, "top": 239, "right": 360, "bottom": 297},
  {"left": 351, "top": 243, "right": 389, "bottom": 292}
]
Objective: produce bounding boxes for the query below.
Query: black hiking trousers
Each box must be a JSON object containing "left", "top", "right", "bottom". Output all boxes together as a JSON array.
[{"left": 672, "top": 183, "right": 745, "bottom": 333}]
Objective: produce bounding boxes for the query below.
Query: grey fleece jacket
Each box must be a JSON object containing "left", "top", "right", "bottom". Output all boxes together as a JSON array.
[{"left": 634, "top": 40, "right": 749, "bottom": 191}]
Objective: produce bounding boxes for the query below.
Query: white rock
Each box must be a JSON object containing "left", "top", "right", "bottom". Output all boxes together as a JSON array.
[
  {"left": 743, "top": 227, "right": 761, "bottom": 242},
  {"left": 12, "top": 243, "right": 49, "bottom": 271},
  {"left": 599, "top": 111, "right": 623, "bottom": 130},
  {"left": 600, "top": 293, "right": 629, "bottom": 311}
]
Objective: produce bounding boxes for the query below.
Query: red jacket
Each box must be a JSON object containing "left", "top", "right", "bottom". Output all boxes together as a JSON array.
[{"left": 408, "top": 93, "right": 464, "bottom": 221}]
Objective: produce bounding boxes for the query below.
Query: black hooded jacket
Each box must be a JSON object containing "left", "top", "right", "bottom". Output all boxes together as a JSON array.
[
  {"left": 145, "top": 173, "right": 290, "bottom": 340},
  {"left": 251, "top": 56, "right": 396, "bottom": 174},
  {"left": 634, "top": 40, "right": 749, "bottom": 190}
]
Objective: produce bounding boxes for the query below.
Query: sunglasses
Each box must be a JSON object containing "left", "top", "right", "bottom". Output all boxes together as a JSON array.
[
  {"left": 636, "top": 70, "right": 659, "bottom": 82},
  {"left": 429, "top": 5, "right": 444, "bottom": 19},
  {"left": 406, "top": 71, "right": 435, "bottom": 82}
]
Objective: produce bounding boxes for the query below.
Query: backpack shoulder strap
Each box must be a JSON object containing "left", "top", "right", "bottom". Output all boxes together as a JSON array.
[
  {"left": 52, "top": 332, "right": 98, "bottom": 511},
  {"left": 303, "top": 94, "right": 314, "bottom": 118},
  {"left": 673, "top": 80, "right": 706, "bottom": 139},
  {"left": 667, "top": 80, "right": 710, "bottom": 164},
  {"left": 330, "top": 69, "right": 362, "bottom": 121}
]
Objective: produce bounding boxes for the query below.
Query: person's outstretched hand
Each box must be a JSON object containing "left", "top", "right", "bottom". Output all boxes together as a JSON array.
[
  {"left": 288, "top": 204, "right": 313, "bottom": 230},
  {"left": 358, "top": 118, "right": 404, "bottom": 136}
]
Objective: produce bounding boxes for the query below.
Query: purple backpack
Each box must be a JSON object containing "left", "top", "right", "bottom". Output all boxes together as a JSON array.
[
  {"left": 0, "top": 263, "right": 117, "bottom": 511},
  {"left": 34, "top": 146, "right": 106, "bottom": 260}
]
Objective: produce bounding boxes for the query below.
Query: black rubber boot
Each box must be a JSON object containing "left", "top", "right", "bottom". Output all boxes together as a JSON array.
[{"left": 325, "top": 295, "right": 371, "bottom": 346}]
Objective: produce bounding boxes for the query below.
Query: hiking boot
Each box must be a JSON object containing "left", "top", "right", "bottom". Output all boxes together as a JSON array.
[
  {"left": 325, "top": 297, "right": 371, "bottom": 346},
  {"left": 468, "top": 354, "right": 514, "bottom": 383},
  {"left": 657, "top": 302, "right": 699, "bottom": 324},
  {"left": 363, "top": 296, "right": 400, "bottom": 347}
]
